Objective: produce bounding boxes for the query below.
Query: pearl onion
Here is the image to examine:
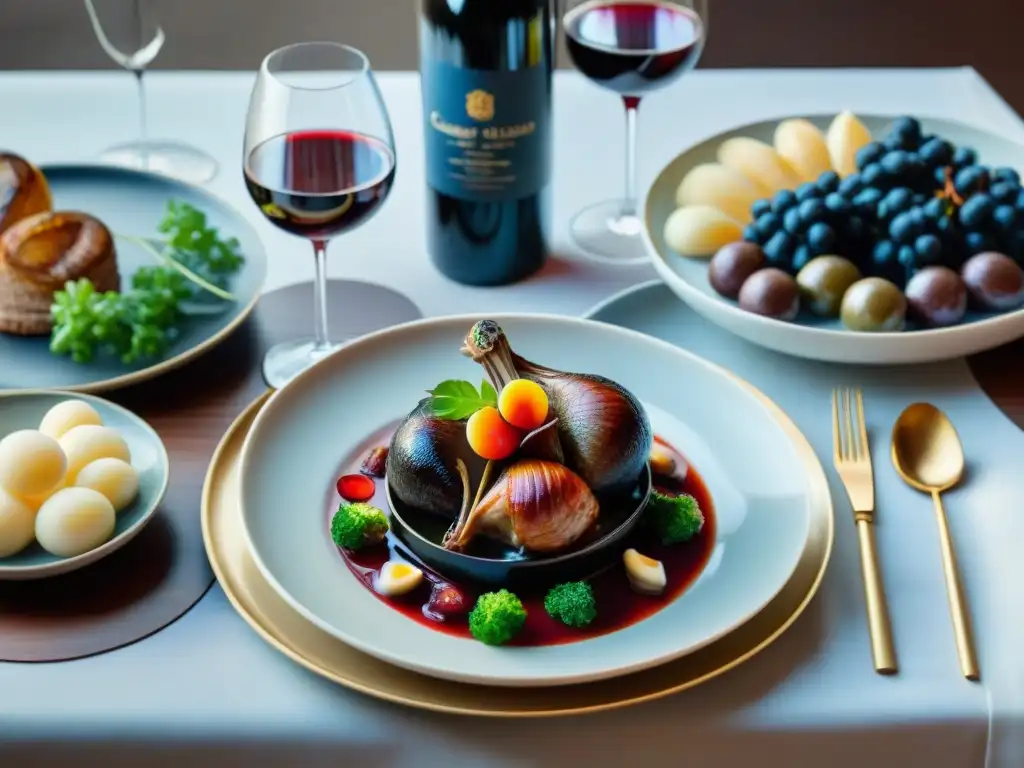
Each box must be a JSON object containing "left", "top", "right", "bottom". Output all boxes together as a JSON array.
[
  {"left": 59, "top": 425, "right": 130, "bottom": 482},
  {"left": 75, "top": 458, "right": 139, "bottom": 512},
  {"left": 0, "top": 487, "right": 36, "bottom": 558},
  {"left": 0, "top": 429, "right": 67, "bottom": 497},
  {"left": 38, "top": 399, "right": 103, "bottom": 440},
  {"left": 35, "top": 487, "right": 115, "bottom": 558}
]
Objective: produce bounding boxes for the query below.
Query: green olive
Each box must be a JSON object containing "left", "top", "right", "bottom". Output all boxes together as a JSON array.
[
  {"left": 840, "top": 277, "right": 907, "bottom": 332},
  {"left": 796, "top": 255, "right": 862, "bottom": 317}
]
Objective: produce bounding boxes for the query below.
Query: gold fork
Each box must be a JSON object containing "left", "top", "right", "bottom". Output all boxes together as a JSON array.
[{"left": 832, "top": 387, "right": 898, "bottom": 675}]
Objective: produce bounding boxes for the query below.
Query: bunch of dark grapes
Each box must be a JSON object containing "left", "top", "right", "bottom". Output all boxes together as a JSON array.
[
  {"left": 953, "top": 166, "right": 1024, "bottom": 261},
  {"left": 867, "top": 191, "right": 954, "bottom": 289},
  {"left": 743, "top": 170, "right": 873, "bottom": 274},
  {"left": 742, "top": 115, "right": 1024, "bottom": 288},
  {"left": 846, "top": 117, "right": 1024, "bottom": 284}
]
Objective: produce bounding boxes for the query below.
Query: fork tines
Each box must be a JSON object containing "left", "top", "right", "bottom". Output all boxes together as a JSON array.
[
  {"left": 832, "top": 387, "right": 871, "bottom": 467},
  {"left": 832, "top": 387, "right": 874, "bottom": 515}
]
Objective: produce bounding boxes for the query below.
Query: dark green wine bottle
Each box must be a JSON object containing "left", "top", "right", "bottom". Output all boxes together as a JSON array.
[{"left": 419, "top": 0, "right": 555, "bottom": 286}]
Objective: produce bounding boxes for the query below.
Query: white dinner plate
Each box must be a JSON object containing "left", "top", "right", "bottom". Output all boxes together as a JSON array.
[
  {"left": 644, "top": 114, "right": 1024, "bottom": 364},
  {"left": 238, "top": 314, "right": 815, "bottom": 687}
]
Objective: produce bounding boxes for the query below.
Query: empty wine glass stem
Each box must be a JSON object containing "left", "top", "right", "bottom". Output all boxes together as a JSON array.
[
  {"left": 312, "top": 240, "right": 332, "bottom": 354},
  {"left": 622, "top": 99, "right": 639, "bottom": 218},
  {"left": 133, "top": 69, "right": 148, "bottom": 160}
]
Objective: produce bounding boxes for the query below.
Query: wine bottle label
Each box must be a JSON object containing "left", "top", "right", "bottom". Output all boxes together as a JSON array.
[{"left": 422, "top": 59, "right": 551, "bottom": 202}]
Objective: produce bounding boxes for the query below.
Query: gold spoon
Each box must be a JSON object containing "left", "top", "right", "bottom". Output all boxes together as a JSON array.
[{"left": 891, "top": 403, "right": 979, "bottom": 681}]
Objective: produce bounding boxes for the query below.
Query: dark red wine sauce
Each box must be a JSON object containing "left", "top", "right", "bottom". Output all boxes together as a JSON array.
[{"left": 328, "top": 427, "right": 715, "bottom": 647}]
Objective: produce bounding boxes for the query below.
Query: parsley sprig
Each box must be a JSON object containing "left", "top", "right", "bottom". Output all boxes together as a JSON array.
[{"left": 49, "top": 200, "right": 245, "bottom": 364}]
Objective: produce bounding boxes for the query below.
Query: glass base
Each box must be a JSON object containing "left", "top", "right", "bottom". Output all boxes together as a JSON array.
[
  {"left": 262, "top": 338, "right": 339, "bottom": 390},
  {"left": 569, "top": 199, "right": 651, "bottom": 265},
  {"left": 260, "top": 278, "right": 425, "bottom": 389},
  {"left": 99, "top": 140, "right": 219, "bottom": 184}
]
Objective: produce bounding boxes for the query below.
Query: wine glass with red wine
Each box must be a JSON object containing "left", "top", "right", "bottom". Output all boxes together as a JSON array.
[
  {"left": 564, "top": 0, "right": 707, "bottom": 264},
  {"left": 244, "top": 42, "right": 397, "bottom": 388}
]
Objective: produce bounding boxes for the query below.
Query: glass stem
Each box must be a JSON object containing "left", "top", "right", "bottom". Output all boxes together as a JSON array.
[
  {"left": 132, "top": 0, "right": 147, "bottom": 165},
  {"left": 311, "top": 239, "right": 332, "bottom": 354},
  {"left": 622, "top": 97, "right": 640, "bottom": 219},
  {"left": 133, "top": 68, "right": 148, "bottom": 167}
]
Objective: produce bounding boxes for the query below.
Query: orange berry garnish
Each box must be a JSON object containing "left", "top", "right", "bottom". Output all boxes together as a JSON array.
[
  {"left": 497, "top": 379, "right": 549, "bottom": 431},
  {"left": 466, "top": 406, "right": 521, "bottom": 460}
]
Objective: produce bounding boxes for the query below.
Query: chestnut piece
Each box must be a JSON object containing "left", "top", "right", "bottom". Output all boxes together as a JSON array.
[
  {"left": 905, "top": 266, "right": 967, "bottom": 327},
  {"left": 738, "top": 268, "right": 800, "bottom": 320},
  {"left": 359, "top": 446, "right": 389, "bottom": 478},
  {"left": 708, "top": 241, "right": 766, "bottom": 299},
  {"left": 961, "top": 252, "right": 1024, "bottom": 311},
  {"left": 425, "top": 583, "right": 470, "bottom": 618}
]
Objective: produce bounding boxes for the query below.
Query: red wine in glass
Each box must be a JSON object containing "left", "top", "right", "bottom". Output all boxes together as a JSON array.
[
  {"left": 563, "top": 0, "right": 706, "bottom": 265},
  {"left": 244, "top": 129, "right": 396, "bottom": 240},
  {"left": 565, "top": 1, "right": 704, "bottom": 104},
  {"left": 242, "top": 42, "right": 401, "bottom": 389}
]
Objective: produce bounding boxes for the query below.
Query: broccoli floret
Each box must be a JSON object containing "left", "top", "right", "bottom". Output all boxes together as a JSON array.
[
  {"left": 544, "top": 581, "right": 596, "bottom": 628},
  {"left": 330, "top": 502, "right": 389, "bottom": 550},
  {"left": 647, "top": 491, "right": 704, "bottom": 545},
  {"left": 468, "top": 589, "right": 527, "bottom": 645}
]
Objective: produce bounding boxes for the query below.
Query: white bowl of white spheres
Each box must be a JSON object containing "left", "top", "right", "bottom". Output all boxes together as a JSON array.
[{"left": 0, "top": 391, "right": 169, "bottom": 580}]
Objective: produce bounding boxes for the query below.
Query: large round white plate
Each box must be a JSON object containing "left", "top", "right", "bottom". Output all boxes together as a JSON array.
[
  {"left": 238, "top": 314, "right": 814, "bottom": 687},
  {"left": 644, "top": 114, "right": 1024, "bottom": 365}
]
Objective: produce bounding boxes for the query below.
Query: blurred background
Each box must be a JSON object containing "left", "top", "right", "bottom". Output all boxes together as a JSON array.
[{"left": 1, "top": 0, "right": 1022, "bottom": 108}]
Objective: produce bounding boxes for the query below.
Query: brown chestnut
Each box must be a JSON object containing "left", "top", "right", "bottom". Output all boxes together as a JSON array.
[
  {"left": 905, "top": 266, "right": 967, "bottom": 327},
  {"left": 709, "top": 241, "right": 765, "bottom": 299},
  {"left": 961, "top": 252, "right": 1024, "bottom": 311},
  {"left": 738, "top": 267, "right": 799, "bottom": 320}
]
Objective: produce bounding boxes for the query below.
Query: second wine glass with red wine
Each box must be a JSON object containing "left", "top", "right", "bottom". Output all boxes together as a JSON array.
[
  {"left": 564, "top": 0, "right": 707, "bottom": 264},
  {"left": 244, "top": 42, "right": 398, "bottom": 388}
]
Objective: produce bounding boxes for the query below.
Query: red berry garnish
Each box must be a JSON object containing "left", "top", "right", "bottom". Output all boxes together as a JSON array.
[{"left": 336, "top": 474, "right": 375, "bottom": 502}]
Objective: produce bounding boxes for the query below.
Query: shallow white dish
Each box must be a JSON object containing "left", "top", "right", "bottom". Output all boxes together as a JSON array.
[
  {"left": 0, "top": 390, "right": 169, "bottom": 580},
  {"left": 239, "top": 314, "right": 816, "bottom": 687},
  {"left": 644, "top": 114, "right": 1024, "bottom": 365}
]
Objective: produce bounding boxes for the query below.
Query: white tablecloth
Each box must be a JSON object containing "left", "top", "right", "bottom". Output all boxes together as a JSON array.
[{"left": 1, "top": 67, "right": 1022, "bottom": 768}]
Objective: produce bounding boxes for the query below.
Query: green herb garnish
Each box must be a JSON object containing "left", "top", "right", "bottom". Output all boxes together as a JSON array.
[
  {"left": 48, "top": 199, "right": 246, "bottom": 365},
  {"left": 468, "top": 589, "right": 527, "bottom": 646},
  {"left": 426, "top": 379, "right": 498, "bottom": 420},
  {"left": 330, "top": 502, "right": 389, "bottom": 551},
  {"left": 157, "top": 199, "right": 245, "bottom": 280},
  {"left": 544, "top": 581, "right": 597, "bottom": 628},
  {"left": 647, "top": 491, "right": 705, "bottom": 545}
]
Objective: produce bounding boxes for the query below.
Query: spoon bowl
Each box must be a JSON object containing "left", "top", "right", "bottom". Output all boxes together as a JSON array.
[{"left": 891, "top": 403, "right": 965, "bottom": 493}]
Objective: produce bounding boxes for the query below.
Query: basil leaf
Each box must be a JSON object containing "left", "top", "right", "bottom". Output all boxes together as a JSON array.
[
  {"left": 425, "top": 379, "right": 497, "bottom": 420},
  {"left": 480, "top": 379, "right": 498, "bottom": 407}
]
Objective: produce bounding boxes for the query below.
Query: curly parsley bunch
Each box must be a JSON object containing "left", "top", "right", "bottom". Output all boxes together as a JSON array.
[{"left": 49, "top": 200, "right": 245, "bottom": 364}]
